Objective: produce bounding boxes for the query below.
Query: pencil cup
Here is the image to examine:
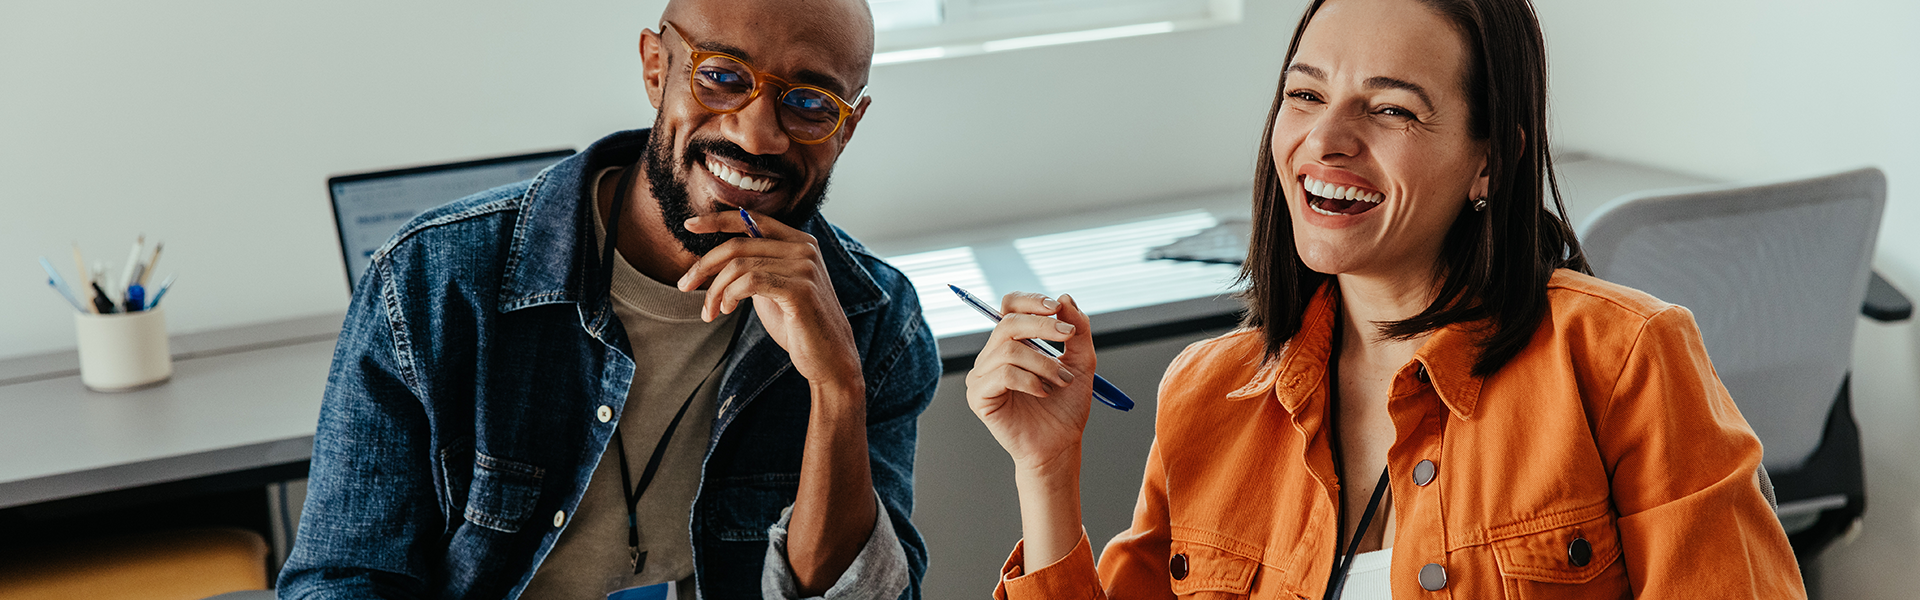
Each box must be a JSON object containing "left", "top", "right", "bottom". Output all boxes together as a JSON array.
[{"left": 73, "top": 308, "right": 172, "bottom": 392}]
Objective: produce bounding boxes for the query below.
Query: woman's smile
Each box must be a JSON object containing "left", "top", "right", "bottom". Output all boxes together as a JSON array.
[{"left": 1302, "top": 174, "right": 1386, "bottom": 217}]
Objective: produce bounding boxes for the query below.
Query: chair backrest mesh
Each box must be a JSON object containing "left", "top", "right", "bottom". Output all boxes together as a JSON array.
[{"left": 1578, "top": 168, "right": 1885, "bottom": 470}]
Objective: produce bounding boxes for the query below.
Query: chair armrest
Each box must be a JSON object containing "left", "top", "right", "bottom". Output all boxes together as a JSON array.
[{"left": 1863, "top": 271, "right": 1913, "bottom": 322}]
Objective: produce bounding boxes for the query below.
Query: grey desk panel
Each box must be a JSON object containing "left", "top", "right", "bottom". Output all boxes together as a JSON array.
[{"left": 0, "top": 337, "right": 334, "bottom": 509}]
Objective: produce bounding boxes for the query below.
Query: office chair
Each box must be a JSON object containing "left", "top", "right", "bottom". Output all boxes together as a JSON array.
[{"left": 1579, "top": 166, "right": 1891, "bottom": 562}]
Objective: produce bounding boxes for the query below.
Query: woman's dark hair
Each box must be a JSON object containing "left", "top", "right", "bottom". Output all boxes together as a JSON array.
[{"left": 1239, "top": 0, "right": 1588, "bottom": 376}]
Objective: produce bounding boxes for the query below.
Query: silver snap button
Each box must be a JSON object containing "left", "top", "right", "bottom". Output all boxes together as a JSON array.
[
  {"left": 552, "top": 510, "right": 566, "bottom": 527},
  {"left": 1413, "top": 459, "right": 1436, "bottom": 486},
  {"left": 1419, "top": 563, "right": 1447, "bottom": 591},
  {"left": 596, "top": 405, "right": 614, "bottom": 423}
]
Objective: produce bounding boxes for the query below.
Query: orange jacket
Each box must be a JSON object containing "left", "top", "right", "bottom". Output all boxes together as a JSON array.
[{"left": 997, "top": 270, "right": 1804, "bottom": 599}]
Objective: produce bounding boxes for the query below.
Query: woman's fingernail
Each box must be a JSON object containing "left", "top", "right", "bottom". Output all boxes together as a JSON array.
[
  {"left": 1055, "top": 322, "right": 1076, "bottom": 334},
  {"left": 1042, "top": 298, "right": 1060, "bottom": 311},
  {"left": 1057, "top": 368, "right": 1075, "bottom": 383}
]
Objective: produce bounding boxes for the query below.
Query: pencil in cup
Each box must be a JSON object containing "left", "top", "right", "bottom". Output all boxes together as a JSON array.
[{"left": 947, "top": 284, "right": 1134, "bottom": 411}]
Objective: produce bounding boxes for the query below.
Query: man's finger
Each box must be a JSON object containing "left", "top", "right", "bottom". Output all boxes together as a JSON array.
[
  {"left": 677, "top": 238, "right": 802, "bottom": 292},
  {"left": 683, "top": 209, "right": 816, "bottom": 245},
  {"left": 704, "top": 259, "right": 805, "bottom": 321}
]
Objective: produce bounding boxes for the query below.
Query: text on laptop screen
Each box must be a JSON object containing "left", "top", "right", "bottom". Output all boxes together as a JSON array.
[{"left": 330, "top": 151, "right": 571, "bottom": 291}]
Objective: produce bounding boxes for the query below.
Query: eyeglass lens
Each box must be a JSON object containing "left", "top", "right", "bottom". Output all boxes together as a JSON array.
[{"left": 692, "top": 54, "right": 842, "bottom": 142}]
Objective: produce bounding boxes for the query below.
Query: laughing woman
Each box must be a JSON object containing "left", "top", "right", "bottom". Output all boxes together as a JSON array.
[{"left": 963, "top": 0, "right": 1806, "bottom": 598}]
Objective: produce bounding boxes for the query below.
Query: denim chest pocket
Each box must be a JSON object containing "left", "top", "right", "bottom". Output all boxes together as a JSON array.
[
  {"left": 1167, "top": 535, "right": 1263, "bottom": 597},
  {"left": 1492, "top": 508, "right": 1629, "bottom": 599},
  {"left": 703, "top": 473, "right": 801, "bottom": 542},
  {"left": 462, "top": 452, "right": 546, "bottom": 534}
]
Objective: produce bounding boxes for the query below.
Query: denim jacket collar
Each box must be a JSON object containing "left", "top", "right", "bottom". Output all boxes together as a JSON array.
[{"left": 496, "top": 128, "right": 888, "bottom": 321}]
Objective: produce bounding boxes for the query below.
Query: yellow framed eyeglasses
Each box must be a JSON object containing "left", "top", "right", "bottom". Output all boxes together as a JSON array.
[{"left": 661, "top": 21, "right": 865, "bottom": 145}]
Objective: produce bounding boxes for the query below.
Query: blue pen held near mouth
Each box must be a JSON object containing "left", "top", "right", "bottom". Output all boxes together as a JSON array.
[
  {"left": 738, "top": 207, "right": 765, "bottom": 239},
  {"left": 948, "top": 284, "right": 1134, "bottom": 412}
]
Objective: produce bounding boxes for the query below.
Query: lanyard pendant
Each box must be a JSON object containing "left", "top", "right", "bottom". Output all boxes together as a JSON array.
[{"left": 631, "top": 547, "right": 648, "bottom": 575}]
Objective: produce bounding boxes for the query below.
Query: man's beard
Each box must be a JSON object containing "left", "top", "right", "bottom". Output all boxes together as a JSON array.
[{"left": 643, "top": 119, "right": 831, "bottom": 256}]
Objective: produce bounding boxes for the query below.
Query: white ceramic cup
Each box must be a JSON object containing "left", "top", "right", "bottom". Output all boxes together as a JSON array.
[{"left": 74, "top": 308, "right": 173, "bottom": 392}]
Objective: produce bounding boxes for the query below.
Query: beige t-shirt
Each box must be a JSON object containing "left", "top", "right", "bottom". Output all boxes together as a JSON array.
[{"left": 521, "top": 168, "right": 737, "bottom": 600}]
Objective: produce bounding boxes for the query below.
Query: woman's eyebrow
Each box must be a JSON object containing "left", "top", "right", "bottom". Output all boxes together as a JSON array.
[
  {"left": 1365, "top": 76, "right": 1434, "bottom": 112},
  {"left": 1285, "top": 63, "right": 1328, "bottom": 81}
]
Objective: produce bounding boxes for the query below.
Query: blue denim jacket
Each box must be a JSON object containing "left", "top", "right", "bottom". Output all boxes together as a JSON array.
[{"left": 278, "top": 129, "right": 939, "bottom": 600}]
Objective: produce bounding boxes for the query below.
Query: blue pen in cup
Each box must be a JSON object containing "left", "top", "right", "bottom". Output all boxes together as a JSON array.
[
  {"left": 738, "top": 208, "right": 764, "bottom": 239},
  {"left": 948, "top": 284, "right": 1134, "bottom": 412},
  {"left": 40, "top": 257, "right": 87, "bottom": 313}
]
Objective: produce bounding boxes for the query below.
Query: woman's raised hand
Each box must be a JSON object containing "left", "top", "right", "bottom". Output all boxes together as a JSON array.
[
  {"left": 966, "top": 291, "right": 1098, "bottom": 568},
  {"left": 965, "top": 292, "right": 1097, "bottom": 477}
]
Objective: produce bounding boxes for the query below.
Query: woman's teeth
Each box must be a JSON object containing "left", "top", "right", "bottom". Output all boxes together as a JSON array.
[
  {"left": 1303, "top": 176, "right": 1384, "bottom": 204},
  {"left": 707, "top": 160, "right": 775, "bottom": 193}
]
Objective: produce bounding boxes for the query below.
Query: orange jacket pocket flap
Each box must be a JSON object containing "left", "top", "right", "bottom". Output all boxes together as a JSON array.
[
  {"left": 1168, "top": 538, "right": 1262, "bottom": 594},
  {"left": 1492, "top": 511, "right": 1622, "bottom": 584}
]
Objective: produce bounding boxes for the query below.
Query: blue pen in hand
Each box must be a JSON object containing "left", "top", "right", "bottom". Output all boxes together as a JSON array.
[
  {"left": 738, "top": 208, "right": 764, "bottom": 239},
  {"left": 948, "top": 284, "right": 1134, "bottom": 411}
]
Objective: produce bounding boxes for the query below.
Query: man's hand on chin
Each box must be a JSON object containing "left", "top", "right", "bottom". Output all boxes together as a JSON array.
[{"left": 677, "top": 209, "right": 862, "bottom": 391}]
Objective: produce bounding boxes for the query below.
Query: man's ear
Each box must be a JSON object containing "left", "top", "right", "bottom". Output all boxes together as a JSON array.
[
  {"left": 639, "top": 28, "right": 668, "bottom": 110},
  {"left": 835, "top": 95, "right": 873, "bottom": 145}
]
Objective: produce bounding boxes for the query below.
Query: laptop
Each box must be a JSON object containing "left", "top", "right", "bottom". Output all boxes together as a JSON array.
[{"left": 327, "top": 149, "right": 574, "bottom": 291}]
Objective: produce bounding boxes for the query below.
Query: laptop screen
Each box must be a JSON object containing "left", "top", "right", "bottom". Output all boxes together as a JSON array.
[{"left": 328, "top": 149, "right": 573, "bottom": 291}]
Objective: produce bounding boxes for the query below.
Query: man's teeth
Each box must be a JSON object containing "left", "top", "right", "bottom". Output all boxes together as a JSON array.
[
  {"left": 1303, "top": 176, "right": 1384, "bottom": 203},
  {"left": 707, "top": 160, "right": 775, "bottom": 193}
]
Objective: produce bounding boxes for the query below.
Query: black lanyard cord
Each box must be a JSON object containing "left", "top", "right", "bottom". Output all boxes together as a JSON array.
[
  {"left": 1325, "top": 468, "right": 1391, "bottom": 600},
  {"left": 610, "top": 351, "right": 727, "bottom": 575}
]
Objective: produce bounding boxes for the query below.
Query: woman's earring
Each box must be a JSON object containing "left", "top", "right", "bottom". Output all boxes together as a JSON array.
[{"left": 1472, "top": 196, "right": 1488, "bottom": 212}]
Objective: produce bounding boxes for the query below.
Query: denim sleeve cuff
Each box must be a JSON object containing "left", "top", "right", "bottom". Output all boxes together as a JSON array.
[{"left": 762, "top": 490, "right": 911, "bottom": 600}]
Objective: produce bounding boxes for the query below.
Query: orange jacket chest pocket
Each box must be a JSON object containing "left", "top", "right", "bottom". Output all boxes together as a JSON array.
[
  {"left": 1168, "top": 537, "right": 1263, "bottom": 598},
  {"left": 1491, "top": 508, "right": 1630, "bottom": 599}
]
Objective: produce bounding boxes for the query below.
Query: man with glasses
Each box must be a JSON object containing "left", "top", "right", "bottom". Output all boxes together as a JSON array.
[{"left": 278, "top": 0, "right": 937, "bottom": 598}]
